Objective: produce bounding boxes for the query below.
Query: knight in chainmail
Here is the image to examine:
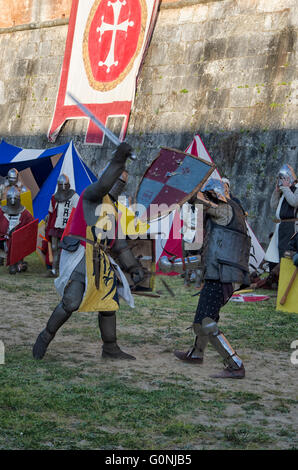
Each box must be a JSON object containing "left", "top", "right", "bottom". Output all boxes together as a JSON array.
[
  {"left": 0, "top": 168, "right": 27, "bottom": 200},
  {"left": 174, "top": 178, "right": 251, "bottom": 379},
  {"left": 45, "top": 174, "right": 79, "bottom": 276},
  {"left": 265, "top": 164, "right": 298, "bottom": 269},
  {"left": 33, "top": 143, "right": 144, "bottom": 361},
  {"left": 0, "top": 187, "right": 34, "bottom": 273}
]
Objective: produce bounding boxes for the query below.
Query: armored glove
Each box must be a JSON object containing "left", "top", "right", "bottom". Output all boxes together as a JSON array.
[
  {"left": 114, "top": 142, "right": 133, "bottom": 163},
  {"left": 129, "top": 266, "right": 145, "bottom": 285},
  {"left": 293, "top": 253, "right": 298, "bottom": 267}
]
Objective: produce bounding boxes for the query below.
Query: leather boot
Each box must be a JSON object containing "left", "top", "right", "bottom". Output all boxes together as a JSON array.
[
  {"left": 210, "top": 365, "right": 245, "bottom": 379},
  {"left": 32, "top": 328, "right": 55, "bottom": 360},
  {"left": 9, "top": 264, "right": 17, "bottom": 275},
  {"left": 32, "top": 303, "right": 72, "bottom": 359},
  {"left": 98, "top": 312, "right": 136, "bottom": 360}
]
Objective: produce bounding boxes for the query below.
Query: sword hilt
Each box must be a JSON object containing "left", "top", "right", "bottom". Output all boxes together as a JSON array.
[{"left": 112, "top": 146, "right": 136, "bottom": 161}]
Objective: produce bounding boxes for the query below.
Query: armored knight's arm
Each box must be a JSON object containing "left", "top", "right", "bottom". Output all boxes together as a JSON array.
[
  {"left": 83, "top": 143, "right": 132, "bottom": 203},
  {"left": 83, "top": 143, "right": 132, "bottom": 227},
  {"left": 112, "top": 238, "right": 144, "bottom": 285}
]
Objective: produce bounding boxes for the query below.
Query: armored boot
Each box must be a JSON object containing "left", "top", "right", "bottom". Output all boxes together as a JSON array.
[
  {"left": 32, "top": 303, "right": 72, "bottom": 359},
  {"left": 9, "top": 264, "right": 17, "bottom": 275},
  {"left": 201, "top": 317, "right": 245, "bottom": 379},
  {"left": 98, "top": 311, "right": 136, "bottom": 360},
  {"left": 174, "top": 323, "right": 209, "bottom": 364}
]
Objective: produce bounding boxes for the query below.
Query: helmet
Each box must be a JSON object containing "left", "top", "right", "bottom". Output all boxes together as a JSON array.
[
  {"left": 7, "top": 168, "right": 19, "bottom": 185},
  {"left": 222, "top": 177, "right": 230, "bottom": 187},
  {"left": 57, "top": 173, "right": 70, "bottom": 191},
  {"left": 278, "top": 164, "right": 297, "bottom": 187},
  {"left": 201, "top": 178, "right": 227, "bottom": 203},
  {"left": 5, "top": 186, "right": 22, "bottom": 215}
]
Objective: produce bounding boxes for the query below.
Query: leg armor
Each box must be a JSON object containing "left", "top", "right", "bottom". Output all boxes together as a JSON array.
[
  {"left": 32, "top": 280, "right": 85, "bottom": 359},
  {"left": 174, "top": 323, "right": 208, "bottom": 363},
  {"left": 98, "top": 311, "right": 136, "bottom": 360},
  {"left": 200, "top": 317, "right": 243, "bottom": 370},
  {"left": 51, "top": 236, "right": 61, "bottom": 276}
]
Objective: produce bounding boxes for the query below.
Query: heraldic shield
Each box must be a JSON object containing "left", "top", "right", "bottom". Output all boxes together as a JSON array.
[
  {"left": 136, "top": 147, "right": 215, "bottom": 221},
  {"left": 9, "top": 219, "right": 39, "bottom": 266}
]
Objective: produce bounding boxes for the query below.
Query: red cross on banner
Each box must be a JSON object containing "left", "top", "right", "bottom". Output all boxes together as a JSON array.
[{"left": 48, "top": 0, "right": 160, "bottom": 145}]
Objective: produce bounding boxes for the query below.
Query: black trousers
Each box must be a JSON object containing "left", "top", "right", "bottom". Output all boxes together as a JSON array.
[{"left": 194, "top": 280, "right": 233, "bottom": 324}]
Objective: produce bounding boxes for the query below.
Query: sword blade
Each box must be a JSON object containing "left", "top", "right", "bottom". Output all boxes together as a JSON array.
[{"left": 67, "top": 92, "right": 136, "bottom": 160}]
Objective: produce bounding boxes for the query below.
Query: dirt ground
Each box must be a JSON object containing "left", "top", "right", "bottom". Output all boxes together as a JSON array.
[{"left": 0, "top": 265, "right": 297, "bottom": 450}]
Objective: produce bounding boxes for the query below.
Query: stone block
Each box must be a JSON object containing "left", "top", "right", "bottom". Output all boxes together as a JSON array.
[
  {"left": 225, "top": 35, "right": 248, "bottom": 59},
  {"left": 178, "top": 6, "right": 198, "bottom": 24},
  {"left": 203, "top": 37, "right": 227, "bottom": 62},
  {"left": 152, "top": 76, "right": 172, "bottom": 95},
  {"left": 154, "top": 24, "right": 182, "bottom": 44},
  {"left": 39, "top": 41, "right": 52, "bottom": 57},
  {"left": 173, "top": 90, "right": 192, "bottom": 113},
  {"left": 147, "top": 43, "right": 170, "bottom": 66},
  {"left": 186, "top": 41, "right": 205, "bottom": 64},
  {"left": 190, "top": 4, "right": 209, "bottom": 24},
  {"left": 152, "top": 92, "right": 174, "bottom": 114},
  {"left": 256, "top": 0, "right": 296, "bottom": 13},
  {"left": 229, "top": 88, "right": 252, "bottom": 108},
  {"left": 206, "top": 88, "right": 230, "bottom": 109},
  {"left": 0, "top": 80, "right": 6, "bottom": 105},
  {"left": 181, "top": 23, "right": 203, "bottom": 42}
]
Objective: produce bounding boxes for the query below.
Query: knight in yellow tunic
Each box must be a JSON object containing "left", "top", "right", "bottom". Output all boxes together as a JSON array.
[{"left": 33, "top": 143, "right": 145, "bottom": 361}]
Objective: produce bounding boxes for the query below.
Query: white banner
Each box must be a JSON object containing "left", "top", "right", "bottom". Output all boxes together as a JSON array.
[{"left": 48, "top": 0, "right": 159, "bottom": 144}]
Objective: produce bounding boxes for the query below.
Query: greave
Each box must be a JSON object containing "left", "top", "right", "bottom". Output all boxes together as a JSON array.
[
  {"left": 46, "top": 302, "right": 73, "bottom": 335},
  {"left": 98, "top": 311, "right": 135, "bottom": 360},
  {"left": 33, "top": 303, "right": 72, "bottom": 360},
  {"left": 208, "top": 332, "right": 243, "bottom": 370},
  {"left": 192, "top": 323, "right": 209, "bottom": 359},
  {"left": 98, "top": 311, "right": 118, "bottom": 347},
  {"left": 200, "top": 317, "right": 243, "bottom": 370},
  {"left": 51, "top": 237, "right": 61, "bottom": 275}
]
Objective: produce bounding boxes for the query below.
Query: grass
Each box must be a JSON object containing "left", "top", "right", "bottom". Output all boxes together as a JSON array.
[{"left": 0, "top": 253, "right": 297, "bottom": 450}]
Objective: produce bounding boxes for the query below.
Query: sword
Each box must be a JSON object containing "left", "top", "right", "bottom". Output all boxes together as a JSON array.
[{"left": 67, "top": 92, "right": 136, "bottom": 160}]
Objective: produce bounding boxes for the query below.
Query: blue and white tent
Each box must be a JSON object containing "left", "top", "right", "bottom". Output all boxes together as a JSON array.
[{"left": 0, "top": 140, "right": 96, "bottom": 221}]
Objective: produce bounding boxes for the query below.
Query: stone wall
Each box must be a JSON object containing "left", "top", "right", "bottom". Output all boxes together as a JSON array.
[{"left": 0, "top": 0, "right": 297, "bottom": 245}]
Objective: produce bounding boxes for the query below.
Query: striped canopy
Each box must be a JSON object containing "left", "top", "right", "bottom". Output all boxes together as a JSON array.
[{"left": 0, "top": 140, "right": 96, "bottom": 221}]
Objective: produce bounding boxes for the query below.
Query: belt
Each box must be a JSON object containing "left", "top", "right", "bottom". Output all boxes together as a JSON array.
[
  {"left": 69, "top": 234, "right": 112, "bottom": 290},
  {"left": 273, "top": 218, "right": 298, "bottom": 223}
]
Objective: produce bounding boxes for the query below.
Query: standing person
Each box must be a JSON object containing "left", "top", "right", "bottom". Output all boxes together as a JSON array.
[
  {"left": 46, "top": 174, "right": 79, "bottom": 276},
  {"left": 265, "top": 164, "right": 298, "bottom": 266},
  {"left": 174, "top": 179, "right": 250, "bottom": 379},
  {"left": 222, "top": 177, "right": 247, "bottom": 217},
  {"left": 0, "top": 168, "right": 27, "bottom": 200},
  {"left": 0, "top": 187, "right": 34, "bottom": 274},
  {"left": 33, "top": 143, "right": 144, "bottom": 361}
]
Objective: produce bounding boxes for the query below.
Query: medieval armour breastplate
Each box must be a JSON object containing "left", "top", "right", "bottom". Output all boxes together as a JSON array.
[
  {"left": 204, "top": 200, "right": 251, "bottom": 284},
  {"left": 279, "top": 185, "right": 297, "bottom": 219}
]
